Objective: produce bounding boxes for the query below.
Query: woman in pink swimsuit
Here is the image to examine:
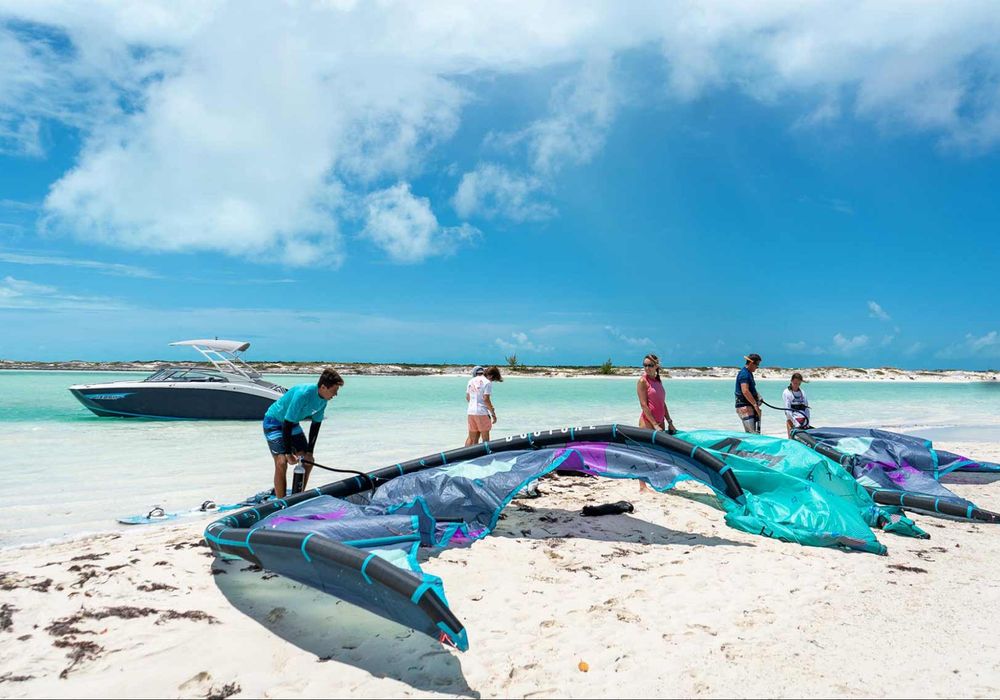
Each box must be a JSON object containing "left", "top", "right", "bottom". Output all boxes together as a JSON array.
[
  {"left": 637, "top": 353, "right": 673, "bottom": 432},
  {"left": 637, "top": 354, "right": 674, "bottom": 492}
]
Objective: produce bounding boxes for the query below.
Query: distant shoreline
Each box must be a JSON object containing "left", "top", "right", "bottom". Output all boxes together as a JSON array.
[{"left": 1, "top": 360, "right": 997, "bottom": 382}]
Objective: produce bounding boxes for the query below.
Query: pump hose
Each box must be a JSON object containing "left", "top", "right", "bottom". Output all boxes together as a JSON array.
[{"left": 299, "top": 458, "right": 379, "bottom": 495}]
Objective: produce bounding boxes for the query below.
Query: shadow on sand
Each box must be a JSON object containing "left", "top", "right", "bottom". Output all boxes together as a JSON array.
[
  {"left": 483, "top": 502, "right": 753, "bottom": 549},
  {"left": 213, "top": 561, "right": 479, "bottom": 697}
]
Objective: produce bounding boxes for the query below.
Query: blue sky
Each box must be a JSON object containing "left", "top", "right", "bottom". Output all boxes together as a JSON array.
[{"left": 1, "top": 2, "right": 999, "bottom": 367}]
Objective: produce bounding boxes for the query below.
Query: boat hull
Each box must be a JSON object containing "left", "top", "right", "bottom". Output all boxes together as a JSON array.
[{"left": 69, "top": 382, "right": 280, "bottom": 420}]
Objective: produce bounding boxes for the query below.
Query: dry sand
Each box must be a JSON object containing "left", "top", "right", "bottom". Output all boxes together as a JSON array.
[{"left": 2, "top": 440, "right": 999, "bottom": 698}]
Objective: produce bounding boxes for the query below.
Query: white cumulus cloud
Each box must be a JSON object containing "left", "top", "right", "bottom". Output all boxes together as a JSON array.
[
  {"left": 0, "top": 275, "right": 127, "bottom": 311},
  {"left": 937, "top": 331, "right": 1000, "bottom": 359},
  {"left": 457, "top": 57, "right": 618, "bottom": 220},
  {"left": 0, "top": 250, "right": 158, "bottom": 278},
  {"left": 510, "top": 56, "right": 618, "bottom": 176},
  {"left": 495, "top": 331, "right": 552, "bottom": 354},
  {"left": 832, "top": 332, "right": 870, "bottom": 354},
  {"left": 868, "top": 300, "right": 891, "bottom": 321},
  {"left": 788, "top": 333, "right": 872, "bottom": 356},
  {"left": 968, "top": 331, "right": 999, "bottom": 353},
  {"left": 452, "top": 164, "right": 555, "bottom": 222},
  {"left": 605, "top": 326, "right": 653, "bottom": 348},
  {"left": 1, "top": 1, "right": 999, "bottom": 264},
  {"left": 362, "top": 183, "right": 478, "bottom": 264},
  {"left": 784, "top": 340, "right": 825, "bottom": 355}
]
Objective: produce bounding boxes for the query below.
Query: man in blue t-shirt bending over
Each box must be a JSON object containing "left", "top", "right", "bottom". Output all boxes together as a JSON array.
[{"left": 263, "top": 368, "right": 344, "bottom": 497}]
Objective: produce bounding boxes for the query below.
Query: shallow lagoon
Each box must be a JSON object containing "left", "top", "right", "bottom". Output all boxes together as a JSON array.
[{"left": 2, "top": 370, "right": 999, "bottom": 546}]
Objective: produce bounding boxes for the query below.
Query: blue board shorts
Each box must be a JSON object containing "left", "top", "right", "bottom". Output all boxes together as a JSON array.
[{"left": 263, "top": 417, "right": 308, "bottom": 455}]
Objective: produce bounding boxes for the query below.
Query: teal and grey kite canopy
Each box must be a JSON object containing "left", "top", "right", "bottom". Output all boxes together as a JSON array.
[
  {"left": 205, "top": 424, "right": 992, "bottom": 651},
  {"left": 793, "top": 427, "right": 1000, "bottom": 523}
]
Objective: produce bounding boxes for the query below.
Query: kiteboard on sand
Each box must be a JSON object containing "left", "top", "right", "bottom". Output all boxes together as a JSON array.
[{"left": 118, "top": 490, "right": 275, "bottom": 525}]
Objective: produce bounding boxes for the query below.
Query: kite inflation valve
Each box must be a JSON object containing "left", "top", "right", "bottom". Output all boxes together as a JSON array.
[{"left": 291, "top": 462, "right": 306, "bottom": 494}]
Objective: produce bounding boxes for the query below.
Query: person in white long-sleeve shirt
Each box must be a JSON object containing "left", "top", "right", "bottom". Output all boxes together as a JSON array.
[{"left": 782, "top": 372, "right": 811, "bottom": 437}]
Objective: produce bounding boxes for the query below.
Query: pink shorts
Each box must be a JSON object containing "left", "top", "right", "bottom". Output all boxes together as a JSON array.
[{"left": 467, "top": 414, "right": 493, "bottom": 433}]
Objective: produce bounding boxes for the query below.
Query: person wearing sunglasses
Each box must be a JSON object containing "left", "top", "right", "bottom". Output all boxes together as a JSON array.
[
  {"left": 735, "top": 353, "right": 763, "bottom": 433},
  {"left": 637, "top": 353, "right": 675, "bottom": 492},
  {"left": 638, "top": 353, "right": 675, "bottom": 433}
]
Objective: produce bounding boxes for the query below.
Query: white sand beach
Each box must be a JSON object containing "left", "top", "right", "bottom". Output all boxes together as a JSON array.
[{"left": 2, "top": 439, "right": 998, "bottom": 699}]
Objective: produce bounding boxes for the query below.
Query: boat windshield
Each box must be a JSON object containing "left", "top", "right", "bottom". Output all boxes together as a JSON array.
[{"left": 144, "top": 368, "right": 230, "bottom": 383}]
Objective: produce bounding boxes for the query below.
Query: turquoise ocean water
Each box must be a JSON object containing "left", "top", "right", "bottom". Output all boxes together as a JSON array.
[{"left": 2, "top": 370, "right": 1000, "bottom": 546}]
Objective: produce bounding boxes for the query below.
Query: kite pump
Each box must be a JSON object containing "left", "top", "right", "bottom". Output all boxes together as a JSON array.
[{"left": 291, "top": 463, "right": 306, "bottom": 494}]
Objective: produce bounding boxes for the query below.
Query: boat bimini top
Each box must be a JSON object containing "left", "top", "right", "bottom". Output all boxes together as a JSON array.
[{"left": 167, "top": 339, "right": 263, "bottom": 381}]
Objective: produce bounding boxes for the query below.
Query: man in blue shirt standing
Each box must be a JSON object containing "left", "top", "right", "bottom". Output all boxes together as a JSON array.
[
  {"left": 263, "top": 368, "right": 344, "bottom": 497},
  {"left": 735, "top": 353, "right": 763, "bottom": 433}
]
